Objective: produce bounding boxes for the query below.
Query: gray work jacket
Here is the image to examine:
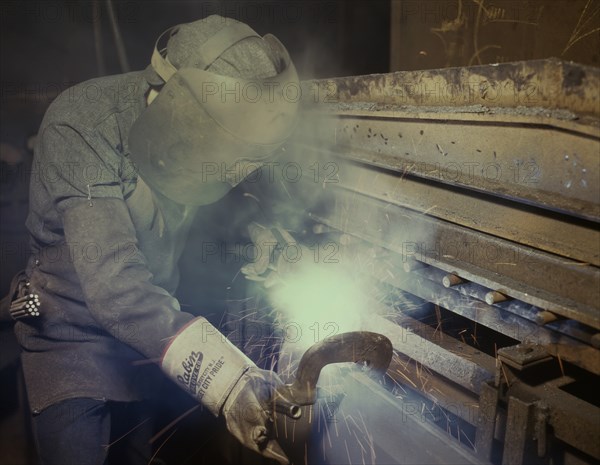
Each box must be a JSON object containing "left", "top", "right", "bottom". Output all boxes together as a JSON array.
[{"left": 17, "top": 71, "right": 197, "bottom": 413}]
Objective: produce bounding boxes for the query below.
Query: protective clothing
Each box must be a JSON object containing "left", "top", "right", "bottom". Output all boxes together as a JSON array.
[
  {"left": 19, "top": 15, "right": 295, "bottom": 463},
  {"left": 129, "top": 19, "right": 300, "bottom": 206},
  {"left": 18, "top": 72, "right": 184, "bottom": 412},
  {"left": 222, "top": 368, "right": 289, "bottom": 464},
  {"left": 161, "top": 318, "right": 289, "bottom": 464}
]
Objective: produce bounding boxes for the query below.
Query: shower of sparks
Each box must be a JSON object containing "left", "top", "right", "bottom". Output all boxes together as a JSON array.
[{"left": 217, "top": 229, "right": 486, "bottom": 462}]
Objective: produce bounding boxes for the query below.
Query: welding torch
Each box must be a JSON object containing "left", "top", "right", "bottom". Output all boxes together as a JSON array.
[{"left": 271, "top": 331, "right": 393, "bottom": 420}]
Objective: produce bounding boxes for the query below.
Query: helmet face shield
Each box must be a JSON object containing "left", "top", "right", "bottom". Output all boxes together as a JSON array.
[{"left": 129, "top": 34, "right": 299, "bottom": 206}]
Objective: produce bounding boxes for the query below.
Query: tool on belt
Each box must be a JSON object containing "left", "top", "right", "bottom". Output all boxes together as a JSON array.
[{"left": 0, "top": 271, "right": 41, "bottom": 323}]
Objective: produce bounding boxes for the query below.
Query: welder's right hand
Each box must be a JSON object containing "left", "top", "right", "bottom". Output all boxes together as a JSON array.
[
  {"left": 161, "top": 318, "right": 288, "bottom": 463},
  {"left": 222, "top": 368, "right": 289, "bottom": 464}
]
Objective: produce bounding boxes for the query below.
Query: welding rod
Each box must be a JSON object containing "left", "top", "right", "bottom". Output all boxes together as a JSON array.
[
  {"left": 10, "top": 298, "right": 40, "bottom": 308},
  {"left": 11, "top": 313, "right": 40, "bottom": 321},
  {"left": 9, "top": 293, "right": 41, "bottom": 320},
  {"left": 11, "top": 310, "right": 39, "bottom": 317},
  {"left": 11, "top": 294, "right": 38, "bottom": 305},
  {"left": 10, "top": 309, "right": 40, "bottom": 318},
  {"left": 10, "top": 301, "right": 40, "bottom": 311}
]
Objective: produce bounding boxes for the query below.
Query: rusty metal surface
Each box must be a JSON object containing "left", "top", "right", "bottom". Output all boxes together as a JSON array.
[
  {"left": 294, "top": 107, "right": 600, "bottom": 222},
  {"left": 372, "top": 291, "right": 600, "bottom": 460},
  {"left": 363, "top": 304, "right": 496, "bottom": 394},
  {"left": 303, "top": 58, "right": 600, "bottom": 117},
  {"left": 495, "top": 350, "right": 600, "bottom": 461},
  {"left": 371, "top": 261, "right": 600, "bottom": 375},
  {"left": 287, "top": 60, "right": 600, "bottom": 331},
  {"left": 373, "top": 299, "right": 600, "bottom": 460},
  {"left": 387, "top": 354, "right": 484, "bottom": 430}
]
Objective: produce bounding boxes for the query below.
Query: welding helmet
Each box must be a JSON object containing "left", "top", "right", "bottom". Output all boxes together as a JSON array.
[{"left": 129, "top": 17, "right": 300, "bottom": 205}]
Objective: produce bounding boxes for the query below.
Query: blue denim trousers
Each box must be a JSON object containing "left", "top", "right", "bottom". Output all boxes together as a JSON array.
[{"left": 32, "top": 398, "right": 154, "bottom": 465}]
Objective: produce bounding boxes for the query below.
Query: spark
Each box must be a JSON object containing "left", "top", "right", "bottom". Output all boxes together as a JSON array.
[
  {"left": 351, "top": 429, "right": 367, "bottom": 454},
  {"left": 431, "top": 387, "right": 445, "bottom": 397},
  {"left": 278, "top": 179, "right": 294, "bottom": 200},
  {"left": 150, "top": 405, "right": 200, "bottom": 445},
  {"left": 558, "top": 354, "right": 565, "bottom": 377},
  {"left": 500, "top": 363, "right": 511, "bottom": 386},
  {"left": 147, "top": 427, "right": 178, "bottom": 465},
  {"left": 292, "top": 415, "right": 296, "bottom": 443},
  {"left": 242, "top": 192, "right": 260, "bottom": 203},
  {"left": 344, "top": 439, "right": 352, "bottom": 465},
  {"left": 394, "top": 368, "right": 418, "bottom": 389},
  {"left": 105, "top": 417, "right": 151, "bottom": 448},
  {"left": 434, "top": 305, "right": 443, "bottom": 337},
  {"left": 305, "top": 443, "right": 308, "bottom": 465},
  {"left": 461, "top": 428, "right": 476, "bottom": 449},
  {"left": 324, "top": 415, "right": 333, "bottom": 449},
  {"left": 423, "top": 205, "right": 438, "bottom": 215},
  {"left": 358, "top": 411, "right": 376, "bottom": 462},
  {"left": 471, "top": 323, "right": 480, "bottom": 347}
]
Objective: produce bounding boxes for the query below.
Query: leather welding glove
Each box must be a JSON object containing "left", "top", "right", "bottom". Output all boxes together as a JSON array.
[
  {"left": 221, "top": 367, "right": 289, "bottom": 464},
  {"left": 161, "top": 318, "right": 289, "bottom": 464},
  {"left": 241, "top": 222, "right": 311, "bottom": 288}
]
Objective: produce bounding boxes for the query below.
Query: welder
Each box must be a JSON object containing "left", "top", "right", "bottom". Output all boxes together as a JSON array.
[{"left": 13, "top": 15, "right": 298, "bottom": 465}]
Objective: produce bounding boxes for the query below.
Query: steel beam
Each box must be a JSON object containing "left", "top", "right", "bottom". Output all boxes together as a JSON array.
[{"left": 305, "top": 189, "right": 599, "bottom": 330}]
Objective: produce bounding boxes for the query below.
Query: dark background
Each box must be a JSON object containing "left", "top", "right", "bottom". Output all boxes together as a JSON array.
[{"left": 1, "top": 1, "right": 599, "bottom": 464}]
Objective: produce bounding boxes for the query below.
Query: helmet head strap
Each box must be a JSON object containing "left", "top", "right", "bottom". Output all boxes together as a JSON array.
[{"left": 151, "top": 22, "right": 262, "bottom": 82}]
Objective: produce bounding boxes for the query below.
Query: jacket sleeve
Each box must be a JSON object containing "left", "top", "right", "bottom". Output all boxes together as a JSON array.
[
  {"left": 38, "top": 123, "right": 194, "bottom": 359},
  {"left": 62, "top": 197, "right": 194, "bottom": 359}
]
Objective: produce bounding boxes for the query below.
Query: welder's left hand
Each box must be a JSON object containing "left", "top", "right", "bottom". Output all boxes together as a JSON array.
[
  {"left": 222, "top": 368, "right": 289, "bottom": 464},
  {"left": 241, "top": 222, "right": 310, "bottom": 288}
]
